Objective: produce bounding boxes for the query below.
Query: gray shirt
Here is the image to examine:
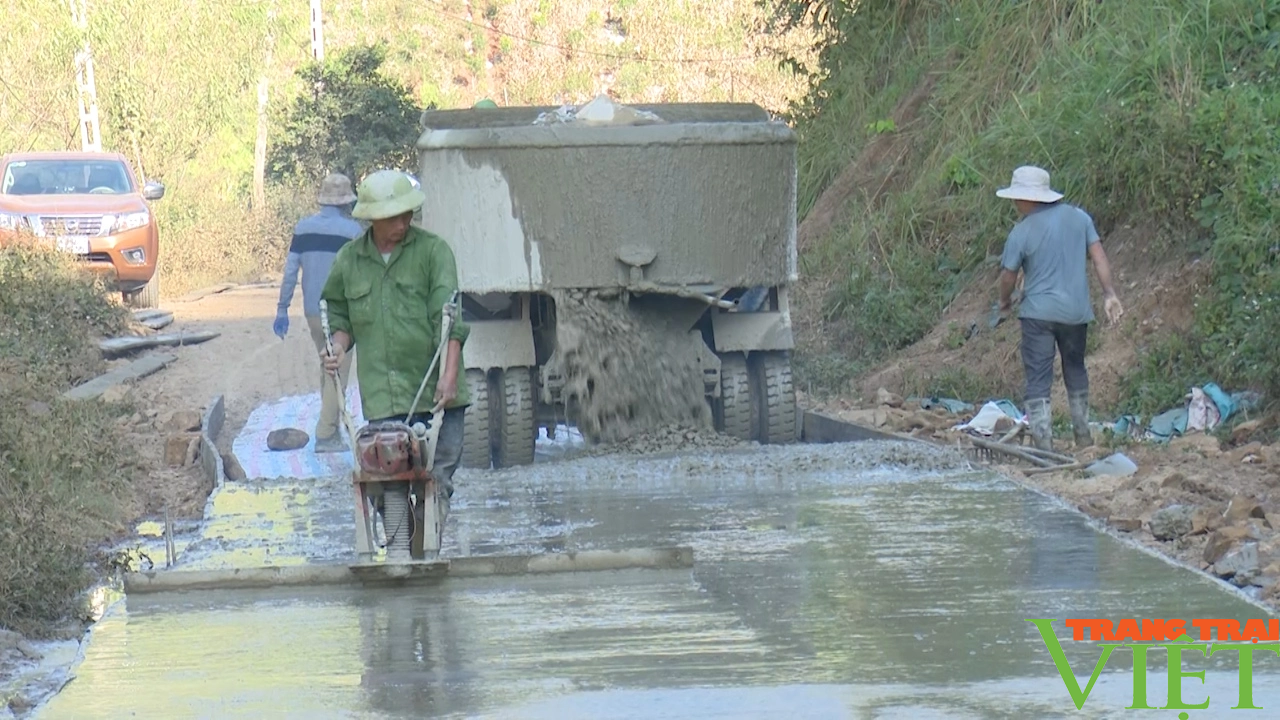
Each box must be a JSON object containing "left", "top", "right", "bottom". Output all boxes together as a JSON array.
[
  {"left": 1000, "top": 202, "right": 1100, "bottom": 325},
  {"left": 277, "top": 205, "right": 365, "bottom": 317}
]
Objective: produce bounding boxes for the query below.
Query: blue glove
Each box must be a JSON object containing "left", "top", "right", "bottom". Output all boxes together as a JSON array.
[{"left": 273, "top": 313, "right": 289, "bottom": 339}]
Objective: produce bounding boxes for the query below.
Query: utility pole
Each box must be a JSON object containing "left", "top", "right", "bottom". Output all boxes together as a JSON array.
[
  {"left": 310, "top": 0, "right": 325, "bottom": 62},
  {"left": 253, "top": 3, "right": 277, "bottom": 211},
  {"left": 68, "top": 0, "right": 103, "bottom": 152}
]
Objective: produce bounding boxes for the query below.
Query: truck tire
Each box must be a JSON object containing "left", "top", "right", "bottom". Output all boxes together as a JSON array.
[
  {"left": 755, "top": 352, "right": 797, "bottom": 444},
  {"left": 460, "top": 369, "right": 492, "bottom": 469},
  {"left": 496, "top": 366, "right": 536, "bottom": 468},
  {"left": 718, "top": 353, "right": 754, "bottom": 441},
  {"left": 126, "top": 272, "right": 160, "bottom": 310}
]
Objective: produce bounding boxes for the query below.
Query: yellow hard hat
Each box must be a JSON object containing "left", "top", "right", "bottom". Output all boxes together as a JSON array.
[{"left": 351, "top": 170, "right": 425, "bottom": 221}]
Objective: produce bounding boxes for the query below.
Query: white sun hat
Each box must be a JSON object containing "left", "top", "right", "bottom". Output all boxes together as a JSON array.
[{"left": 996, "top": 165, "right": 1064, "bottom": 203}]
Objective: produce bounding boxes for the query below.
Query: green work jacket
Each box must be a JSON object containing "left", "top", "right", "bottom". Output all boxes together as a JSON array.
[{"left": 320, "top": 226, "right": 470, "bottom": 421}]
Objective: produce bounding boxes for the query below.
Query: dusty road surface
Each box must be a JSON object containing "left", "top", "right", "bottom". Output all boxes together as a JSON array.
[{"left": 16, "top": 285, "right": 1280, "bottom": 719}]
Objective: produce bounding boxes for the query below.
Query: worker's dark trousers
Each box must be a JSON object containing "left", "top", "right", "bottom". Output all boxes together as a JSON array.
[
  {"left": 367, "top": 406, "right": 466, "bottom": 497},
  {"left": 1020, "top": 318, "right": 1088, "bottom": 401}
]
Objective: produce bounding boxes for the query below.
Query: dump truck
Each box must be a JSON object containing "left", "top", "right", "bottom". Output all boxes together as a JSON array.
[{"left": 415, "top": 100, "right": 799, "bottom": 469}]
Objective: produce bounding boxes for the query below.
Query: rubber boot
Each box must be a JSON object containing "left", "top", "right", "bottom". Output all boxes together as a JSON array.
[
  {"left": 1069, "top": 391, "right": 1093, "bottom": 448},
  {"left": 1026, "top": 397, "right": 1054, "bottom": 452}
]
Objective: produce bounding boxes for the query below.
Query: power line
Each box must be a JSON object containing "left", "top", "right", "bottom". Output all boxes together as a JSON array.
[{"left": 424, "top": 3, "right": 800, "bottom": 65}]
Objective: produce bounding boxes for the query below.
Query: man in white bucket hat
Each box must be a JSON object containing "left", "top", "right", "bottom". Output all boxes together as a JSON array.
[
  {"left": 319, "top": 169, "right": 471, "bottom": 513},
  {"left": 996, "top": 165, "right": 1123, "bottom": 452},
  {"left": 274, "top": 172, "right": 363, "bottom": 453}
]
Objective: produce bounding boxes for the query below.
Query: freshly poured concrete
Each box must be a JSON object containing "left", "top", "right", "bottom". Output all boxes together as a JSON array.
[{"left": 34, "top": 440, "right": 1280, "bottom": 719}]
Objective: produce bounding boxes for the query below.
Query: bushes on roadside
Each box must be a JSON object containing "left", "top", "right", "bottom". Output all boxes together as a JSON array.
[{"left": 0, "top": 243, "right": 136, "bottom": 637}]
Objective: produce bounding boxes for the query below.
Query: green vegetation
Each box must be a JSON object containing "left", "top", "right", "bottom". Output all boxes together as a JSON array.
[
  {"left": 772, "top": 0, "right": 1280, "bottom": 416},
  {"left": 3, "top": 0, "right": 812, "bottom": 297},
  {"left": 269, "top": 45, "right": 424, "bottom": 184},
  {"left": 0, "top": 243, "right": 135, "bottom": 637}
]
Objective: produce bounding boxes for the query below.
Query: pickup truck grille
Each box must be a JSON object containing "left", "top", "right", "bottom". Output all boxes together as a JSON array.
[{"left": 36, "top": 215, "right": 105, "bottom": 236}]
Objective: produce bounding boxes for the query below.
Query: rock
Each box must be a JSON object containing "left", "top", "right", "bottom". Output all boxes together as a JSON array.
[
  {"left": 875, "top": 387, "right": 904, "bottom": 408},
  {"left": 1159, "top": 472, "right": 1188, "bottom": 490},
  {"left": 840, "top": 409, "right": 879, "bottom": 427},
  {"left": 1253, "top": 574, "right": 1280, "bottom": 589},
  {"left": 0, "top": 628, "right": 40, "bottom": 659},
  {"left": 898, "top": 411, "right": 937, "bottom": 432},
  {"left": 1230, "top": 441, "right": 1267, "bottom": 464},
  {"left": 1110, "top": 516, "right": 1142, "bottom": 533},
  {"left": 1215, "top": 542, "right": 1260, "bottom": 579},
  {"left": 1204, "top": 526, "right": 1259, "bottom": 564},
  {"left": 993, "top": 416, "right": 1016, "bottom": 434},
  {"left": 166, "top": 410, "right": 203, "bottom": 433},
  {"left": 1225, "top": 495, "right": 1266, "bottom": 524},
  {"left": 1149, "top": 505, "right": 1195, "bottom": 540},
  {"left": 25, "top": 401, "right": 51, "bottom": 417},
  {"left": 1078, "top": 500, "right": 1110, "bottom": 520},
  {"left": 222, "top": 452, "right": 247, "bottom": 481},
  {"left": 267, "top": 428, "right": 310, "bottom": 451},
  {"left": 1171, "top": 433, "right": 1222, "bottom": 457},
  {"left": 183, "top": 436, "right": 201, "bottom": 467},
  {"left": 99, "top": 384, "right": 131, "bottom": 403},
  {"left": 163, "top": 433, "right": 198, "bottom": 467},
  {"left": 1232, "top": 419, "right": 1262, "bottom": 444},
  {"left": 1191, "top": 507, "right": 1224, "bottom": 535},
  {"left": 1266, "top": 513, "right": 1280, "bottom": 531},
  {"left": 873, "top": 407, "right": 890, "bottom": 428}
]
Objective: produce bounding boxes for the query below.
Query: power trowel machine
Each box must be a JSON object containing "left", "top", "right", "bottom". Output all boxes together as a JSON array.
[{"left": 320, "top": 291, "right": 460, "bottom": 567}]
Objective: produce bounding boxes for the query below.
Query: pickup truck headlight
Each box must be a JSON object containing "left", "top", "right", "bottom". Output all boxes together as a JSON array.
[{"left": 107, "top": 210, "right": 150, "bottom": 234}]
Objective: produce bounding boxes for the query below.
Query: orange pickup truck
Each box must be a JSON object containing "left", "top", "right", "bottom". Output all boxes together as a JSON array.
[{"left": 0, "top": 151, "right": 165, "bottom": 308}]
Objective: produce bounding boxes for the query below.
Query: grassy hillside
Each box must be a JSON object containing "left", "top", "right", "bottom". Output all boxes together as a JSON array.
[
  {"left": 780, "top": 0, "right": 1280, "bottom": 416},
  {"left": 2, "top": 0, "right": 815, "bottom": 296}
]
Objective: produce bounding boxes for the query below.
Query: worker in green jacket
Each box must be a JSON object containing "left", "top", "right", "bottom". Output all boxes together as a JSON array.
[{"left": 319, "top": 170, "right": 471, "bottom": 502}]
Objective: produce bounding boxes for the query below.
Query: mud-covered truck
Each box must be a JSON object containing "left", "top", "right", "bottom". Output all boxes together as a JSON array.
[{"left": 415, "top": 100, "right": 799, "bottom": 469}]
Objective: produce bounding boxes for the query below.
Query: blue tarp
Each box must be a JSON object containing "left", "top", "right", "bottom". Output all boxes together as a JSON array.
[
  {"left": 917, "top": 396, "right": 975, "bottom": 414},
  {"left": 1146, "top": 408, "right": 1189, "bottom": 444},
  {"left": 1202, "top": 383, "right": 1235, "bottom": 423}
]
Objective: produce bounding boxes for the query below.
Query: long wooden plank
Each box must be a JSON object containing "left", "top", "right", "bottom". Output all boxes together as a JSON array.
[
  {"left": 99, "top": 330, "right": 219, "bottom": 357},
  {"left": 801, "top": 410, "right": 906, "bottom": 444},
  {"left": 64, "top": 353, "right": 177, "bottom": 400},
  {"left": 121, "top": 546, "right": 695, "bottom": 594},
  {"left": 138, "top": 313, "right": 175, "bottom": 330}
]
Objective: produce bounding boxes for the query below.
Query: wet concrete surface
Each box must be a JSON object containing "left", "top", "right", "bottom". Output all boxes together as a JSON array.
[{"left": 32, "top": 439, "right": 1280, "bottom": 719}]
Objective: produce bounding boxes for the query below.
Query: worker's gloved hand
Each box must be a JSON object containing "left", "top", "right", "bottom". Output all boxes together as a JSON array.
[{"left": 273, "top": 312, "right": 289, "bottom": 339}]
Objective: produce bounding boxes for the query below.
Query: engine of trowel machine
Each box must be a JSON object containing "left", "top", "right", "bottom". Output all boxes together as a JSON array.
[{"left": 355, "top": 420, "right": 433, "bottom": 483}]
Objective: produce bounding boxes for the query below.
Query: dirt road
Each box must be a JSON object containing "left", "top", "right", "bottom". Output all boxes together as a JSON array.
[{"left": 113, "top": 283, "right": 346, "bottom": 517}]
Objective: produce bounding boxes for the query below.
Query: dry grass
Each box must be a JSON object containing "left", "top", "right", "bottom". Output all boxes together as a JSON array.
[{"left": 0, "top": 243, "right": 139, "bottom": 637}]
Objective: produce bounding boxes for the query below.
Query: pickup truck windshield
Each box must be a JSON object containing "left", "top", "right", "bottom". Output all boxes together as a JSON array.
[{"left": 2, "top": 159, "right": 134, "bottom": 196}]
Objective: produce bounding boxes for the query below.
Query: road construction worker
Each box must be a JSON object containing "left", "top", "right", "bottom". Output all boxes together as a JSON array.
[
  {"left": 996, "top": 165, "right": 1123, "bottom": 452},
  {"left": 274, "top": 172, "right": 363, "bottom": 453},
  {"left": 319, "top": 170, "right": 470, "bottom": 500}
]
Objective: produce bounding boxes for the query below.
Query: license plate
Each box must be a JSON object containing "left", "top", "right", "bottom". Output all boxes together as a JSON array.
[{"left": 55, "top": 236, "right": 90, "bottom": 254}]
